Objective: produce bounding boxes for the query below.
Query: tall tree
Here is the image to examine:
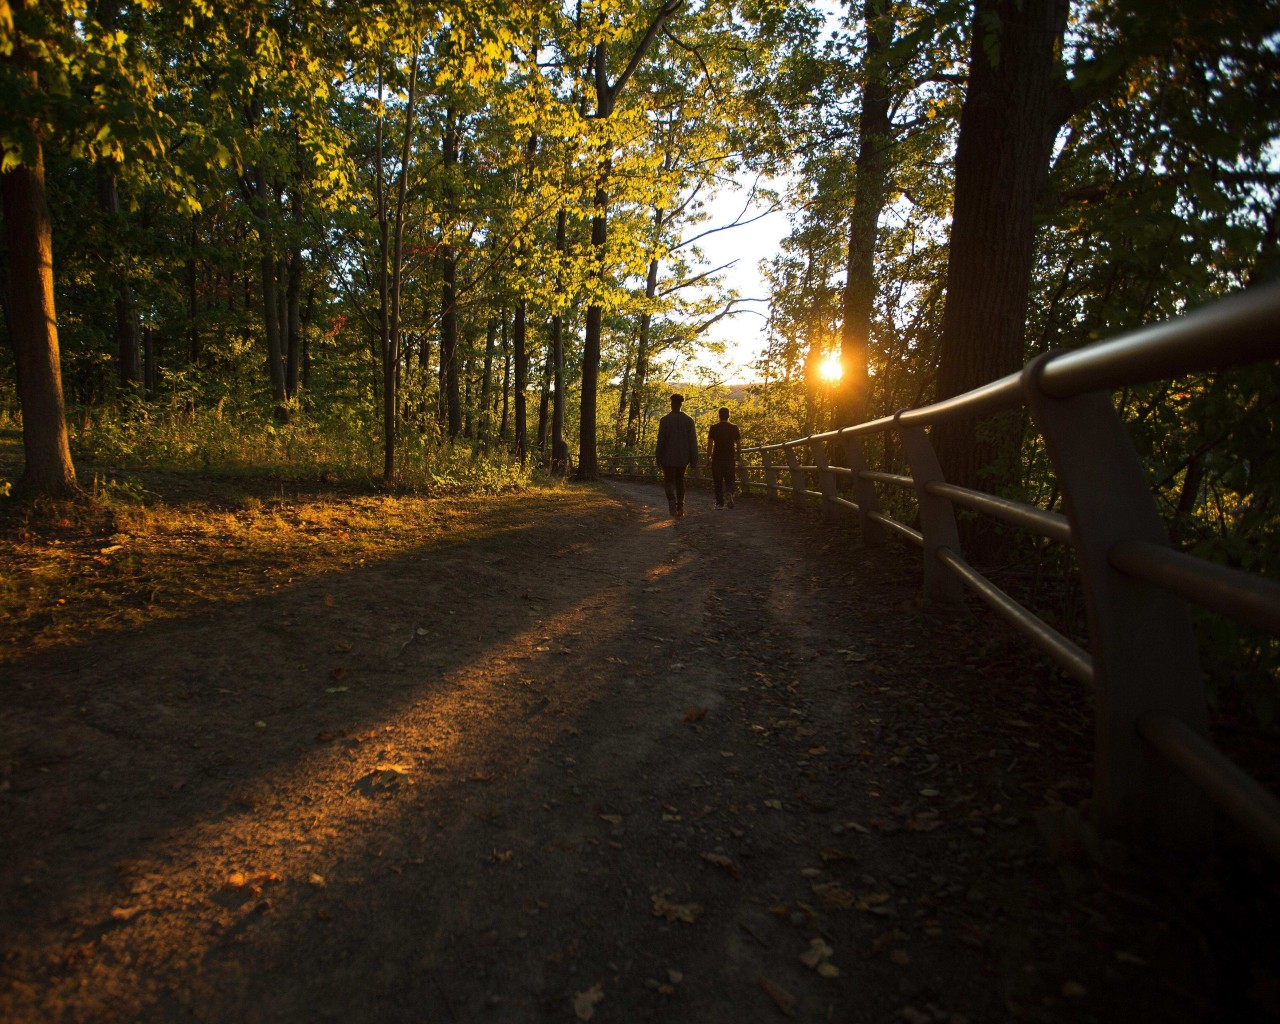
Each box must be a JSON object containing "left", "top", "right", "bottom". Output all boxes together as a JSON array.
[
  {"left": 575, "top": 0, "right": 683, "bottom": 481},
  {"left": 931, "top": 0, "right": 1069, "bottom": 493}
]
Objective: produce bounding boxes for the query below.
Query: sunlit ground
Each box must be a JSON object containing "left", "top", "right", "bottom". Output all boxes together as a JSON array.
[{"left": 0, "top": 479, "right": 624, "bottom": 661}]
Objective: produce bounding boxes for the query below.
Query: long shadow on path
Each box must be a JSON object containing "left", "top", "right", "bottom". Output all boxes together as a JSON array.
[{"left": 0, "top": 481, "right": 1223, "bottom": 1022}]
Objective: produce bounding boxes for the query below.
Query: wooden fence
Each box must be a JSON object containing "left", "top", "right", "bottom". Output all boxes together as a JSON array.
[{"left": 604, "top": 283, "right": 1280, "bottom": 866}]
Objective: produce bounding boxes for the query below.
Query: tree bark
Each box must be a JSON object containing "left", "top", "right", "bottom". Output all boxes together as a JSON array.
[
  {"left": 479, "top": 317, "right": 496, "bottom": 443},
  {"left": 536, "top": 345, "right": 551, "bottom": 458},
  {"left": 3, "top": 144, "right": 78, "bottom": 496},
  {"left": 551, "top": 210, "right": 568, "bottom": 471},
  {"left": 626, "top": 249, "right": 660, "bottom": 447},
  {"left": 933, "top": 0, "right": 1069, "bottom": 496},
  {"left": 578, "top": 160, "right": 609, "bottom": 479},
  {"left": 514, "top": 301, "right": 529, "bottom": 461},
  {"left": 499, "top": 315, "right": 511, "bottom": 441},
  {"left": 838, "top": 0, "right": 895, "bottom": 428},
  {"left": 285, "top": 247, "right": 302, "bottom": 399},
  {"left": 440, "top": 106, "right": 462, "bottom": 437}
]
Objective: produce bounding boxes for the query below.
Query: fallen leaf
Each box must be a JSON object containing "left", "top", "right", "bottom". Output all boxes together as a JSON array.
[
  {"left": 109, "top": 906, "right": 140, "bottom": 922},
  {"left": 308, "top": 874, "right": 326, "bottom": 888},
  {"left": 573, "top": 983, "right": 605, "bottom": 1021},
  {"left": 700, "top": 852, "right": 739, "bottom": 877},
  {"left": 811, "top": 882, "right": 858, "bottom": 911},
  {"left": 800, "top": 937, "right": 834, "bottom": 968},
  {"left": 329, "top": 667, "right": 349, "bottom": 682},
  {"left": 683, "top": 707, "right": 708, "bottom": 723},
  {"left": 323, "top": 594, "right": 335, "bottom": 606},
  {"left": 651, "top": 891, "right": 704, "bottom": 923},
  {"left": 764, "top": 799, "right": 783, "bottom": 811},
  {"left": 757, "top": 976, "right": 797, "bottom": 1017},
  {"left": 332, "top": 641, "right": 353, "bottom": 653},
  {"left": 599, "top": 814, "right": 623, "bottom": 825}
]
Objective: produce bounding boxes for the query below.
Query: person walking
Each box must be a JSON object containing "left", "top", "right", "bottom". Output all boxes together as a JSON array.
[
  {"left": 707, "top": 407, "right": 741, "bottom": 508},
  {"left": 655, "top": 393, "right": 698, "bottom": 517}
]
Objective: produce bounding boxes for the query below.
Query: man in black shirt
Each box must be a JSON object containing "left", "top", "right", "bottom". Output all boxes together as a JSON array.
[
  {"left": 655, "top": 393, "right": 699, "bottom": 517},
  {"left": 706, "top": 407, "right": 741, "bottom": 509}
]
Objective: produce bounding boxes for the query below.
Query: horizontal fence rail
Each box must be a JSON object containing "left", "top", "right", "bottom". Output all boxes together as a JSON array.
[{"left": 603, "top": 282, "right": 1280, "bottom": 867}]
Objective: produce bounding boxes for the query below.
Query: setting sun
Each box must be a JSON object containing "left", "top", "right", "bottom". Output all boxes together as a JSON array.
[{"left": 818, "top": 352, "right": 843, "bottom": 384}]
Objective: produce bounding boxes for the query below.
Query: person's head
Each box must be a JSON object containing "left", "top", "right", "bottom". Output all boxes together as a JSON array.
[
  {"left": 670, "top": 394, "right": 684, "bottom": 410},
  {"left": 718, "top": 407, "right": 730, "bottom": 421}
]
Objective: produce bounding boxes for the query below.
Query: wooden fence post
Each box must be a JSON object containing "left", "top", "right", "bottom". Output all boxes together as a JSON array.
[
  {"left": 841, "top": 431, "right": 885, "bottom": 545},
  {"left": 812, "top": 440, "right": 838, "bottom": 522},
  {"left": 763, "top": 450, "right": 779, "bottom": 499},
  {"left": 1024, "top": 354, "right": 1211, "bottom": 857},
  {"left": 783, "top": 445, "right": 805, "bottom": 500},
  {"left": 897, "top": 416, "right": 964, "bottom": 604}
]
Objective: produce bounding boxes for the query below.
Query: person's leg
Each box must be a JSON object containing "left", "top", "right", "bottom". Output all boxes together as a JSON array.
[
  {"left": 662, "top": 466, "right": 678, "bottom": 514},
  {"left": 674, "top": 466, "right": 686, "bottom": 514},
  {"left": 725, "top": 460, "right": 736, "bottom": 508},
  {"left": 713, "top": 463, "right": 725, "bottom": 506}
]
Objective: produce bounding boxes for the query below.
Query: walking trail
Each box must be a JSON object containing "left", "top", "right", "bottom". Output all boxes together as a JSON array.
[{"left": 1, "top": 480, "right": 1224, "bottom": 1022}]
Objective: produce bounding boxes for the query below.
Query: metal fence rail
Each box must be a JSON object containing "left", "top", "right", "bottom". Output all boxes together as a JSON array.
[{"left": 603, "top": 283, "right": 1280, "bottom": 866}]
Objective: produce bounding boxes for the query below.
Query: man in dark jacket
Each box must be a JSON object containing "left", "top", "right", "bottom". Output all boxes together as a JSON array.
[
  {"left": 655, "top": 393, "right": 698, "bottom": 517},
  {"left": 706, "top": 406, "right": 741, "bottom": 508}
]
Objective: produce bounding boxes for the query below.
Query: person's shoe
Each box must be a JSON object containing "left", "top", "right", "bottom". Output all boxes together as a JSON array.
[
  {"left": 715, "top": 502, "right": 724, "bottom": 508},
  {"left": 677, "top": 504, "right": 685, "bottom": 517},
  {"left": 727, "top": 494, "right": 735, "bottom": 508}
]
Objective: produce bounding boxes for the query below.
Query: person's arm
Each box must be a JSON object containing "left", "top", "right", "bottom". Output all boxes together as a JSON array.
[{"left": 689, "top": 419, "right": 699, "bottom": 467}]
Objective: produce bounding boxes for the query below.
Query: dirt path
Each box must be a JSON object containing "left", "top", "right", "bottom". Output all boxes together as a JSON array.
[{"left": 0, "top": 481, "right": 1228, "bottom": 1022}]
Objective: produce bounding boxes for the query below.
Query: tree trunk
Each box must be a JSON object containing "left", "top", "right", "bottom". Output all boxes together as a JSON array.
[
  {"left": 933, "top": 0, "right": 1069, "bottom": 496},
  {"left": 499, "top": 317, "right": 511, "bottom": 442},
  {"left": 3, "top": 143, "right": 78, "bottom": 496},
  {"left": 186, "top": 220, "right": 200, "bottom": 365},
  {"left": 514, "top": 300, "right": 528, "bottom": 462},
  {"left": 440, "top": 106, "right": 462, "bottom": 438},
  {"left": 626, "top": 250, "right": 660, "bottom": 447},
  {"left": 285, "top": 248, "right": 302, "bottom": 399},
  {"left": 479, "top": 317, "right": 496, "bottom": 443},
  {"left": 254, "top": 167, "right": 287, "bottom": 407},
  {"left": 577, "top": 160, "right": 609, "bottom": 479},
  {"left": 551, "top": 210, "right": 568, "bottom": 471},
  {"left": 95, "top": 163, "right": 144, "bottom": 392},
  {"left": 536, "top": 346, "right": 551, "bottom": 458},
  {"left": 838, "top": 0, "right": 895, "bottom": 428}
]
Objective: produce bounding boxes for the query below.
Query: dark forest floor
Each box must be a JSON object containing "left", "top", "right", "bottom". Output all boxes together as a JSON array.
[{"left": 1, "top": 473, "right": 1274, "bottom": 1022}]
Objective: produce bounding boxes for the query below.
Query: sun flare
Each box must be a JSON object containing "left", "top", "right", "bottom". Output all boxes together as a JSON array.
[{"left": 818, "top": 352, "right": 843, "bottom": 384}]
